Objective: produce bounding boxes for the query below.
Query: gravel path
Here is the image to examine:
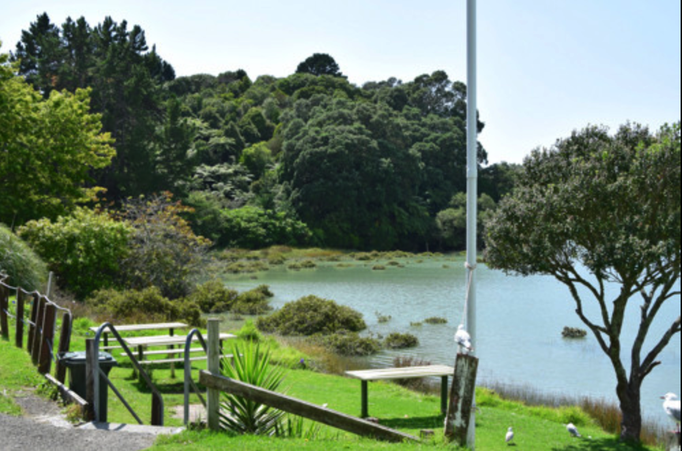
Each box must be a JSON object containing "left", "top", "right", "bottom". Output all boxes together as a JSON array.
[{"left": 0, "top": 390, "right": 165, "bottom": 451}]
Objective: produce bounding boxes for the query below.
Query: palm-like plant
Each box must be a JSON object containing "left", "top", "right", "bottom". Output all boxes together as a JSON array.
[{"left": 219, "top": 341, "right": 286, "bottom": 435}]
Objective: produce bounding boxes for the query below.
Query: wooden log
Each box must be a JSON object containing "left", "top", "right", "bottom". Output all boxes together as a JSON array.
[
  {"left": 37, "top": 302, "right": 56, "bottom": 374},
  {"left": 443, "top": 353, "right": 479, "bottom": 445},
  {"left": 44, "top": 373, "right": 89, "bottom": 417},
  {"left": 206, "top": 318, "right": 221, "bottom": 431},
  {"left": 15, "top": 289, "right": 25, "bottom": 349},
  {"left": 0, "top": 285, "right": 8, "bottom": 340},
  {"left": 199, "top": 370, "right": 419, "bottom": 443}
]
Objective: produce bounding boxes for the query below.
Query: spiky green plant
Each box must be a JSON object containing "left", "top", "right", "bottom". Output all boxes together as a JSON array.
[{"left": 219, "top": 342, "right": 287, "bottom": 435}]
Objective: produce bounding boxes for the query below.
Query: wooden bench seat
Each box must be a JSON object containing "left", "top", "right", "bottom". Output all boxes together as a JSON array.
[
  {"left": 345, "top": 365, "right": 454, "bottom": 418},
  {"left": 136, "top": 354, "right": 233, "bottom": 366}
]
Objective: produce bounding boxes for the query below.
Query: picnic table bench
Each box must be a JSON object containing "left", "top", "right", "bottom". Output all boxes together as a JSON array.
[{"left": 345, "top": 365, "right": 454, "bottom": 418}]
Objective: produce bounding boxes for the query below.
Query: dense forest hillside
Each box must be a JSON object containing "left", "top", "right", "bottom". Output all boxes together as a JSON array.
[{"left": 6, "top": 13, "right": 519, "bottom": 251}]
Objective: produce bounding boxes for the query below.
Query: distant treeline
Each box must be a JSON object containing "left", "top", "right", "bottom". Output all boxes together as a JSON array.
[{"left": 6, "top": 13, "right": 520, "bottom": 251}]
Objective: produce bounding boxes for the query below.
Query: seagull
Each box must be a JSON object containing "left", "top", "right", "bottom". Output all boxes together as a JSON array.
[
  {"left": 455, "top": 324, "right": 474, "bottom": 353},
  {"left": 505, "top": 426, "right": 515, "bottom": 444},
  {"left": 566, "top": 423, "right": 581, "bottom": 437},
  {"left": 661, "top": 393, "right": 681, "bottom": 433}
]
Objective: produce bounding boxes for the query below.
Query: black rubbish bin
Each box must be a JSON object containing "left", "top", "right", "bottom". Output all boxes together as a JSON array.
[{"left": 59, "top": 351, "right": 118, "bottom": 421}]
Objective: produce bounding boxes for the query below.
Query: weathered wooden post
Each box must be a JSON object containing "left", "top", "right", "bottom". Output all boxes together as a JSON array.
[
  {"left": 0, "top": 285, "right": 8, "bottom": 340},
  {"left": 55, "top": 311, "right": 72, "bottom": 383},
  {"left": 27, "top": 293, "right": 39, "bottom": 352},
  {"left": 84, "top": 338, "right": 96, "bottom": 421},
  {"left": 207, "top": 318, "right": 222, "bottom": 431},
  {"left": 37, "top": 302, "right": 56, "bottom": 374},
  {"left": 15, "top": 289, "right": 26, "bottom": 349},
  {"left": 443, "top": 353, "right": 479, "bottom": 446},
  {"left": 30, "top": 296, "right": 46, "bottom": 364}
]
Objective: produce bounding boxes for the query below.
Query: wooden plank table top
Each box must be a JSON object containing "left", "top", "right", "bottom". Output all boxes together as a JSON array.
[
  {"left": 89, "top": 322, "right": 189, "bottom": 333},
  {"left": 345, "top": 365, "right": 454, "bottom": 381},
  {"left": 123, "top": 332, "right": 236, "bottom": 348},
  {"left": 345, "top": 365, "right": 455, "bottom": 418}
]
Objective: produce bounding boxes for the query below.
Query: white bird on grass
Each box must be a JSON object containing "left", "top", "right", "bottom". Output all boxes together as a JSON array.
[
  {"left": 455, "top": 324, "right": 474, "bottom": 353},
  {"left": 505, "top": 426, "right": 515, "bottom": 445},
  {"left": 661, "top": 393, "right": 681, "bottom": 433},
  {"left": 566, "top": 423, "right": 581, "bottom": 437}
]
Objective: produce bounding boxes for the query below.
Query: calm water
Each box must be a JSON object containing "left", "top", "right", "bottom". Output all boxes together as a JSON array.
[{"left": 222, "top": 254, "right": 681, "bottom": 424}]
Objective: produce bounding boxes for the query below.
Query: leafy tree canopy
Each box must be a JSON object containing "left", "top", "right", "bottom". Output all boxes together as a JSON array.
[
  {"left": 295, "top": 53, "right": 344, "bottom": 78},
  {"left": 485, "top": 122, "right": 681, "bottom": 443},
  {"left": 1, "top": 44, "right": 114, "bottom": 224}
]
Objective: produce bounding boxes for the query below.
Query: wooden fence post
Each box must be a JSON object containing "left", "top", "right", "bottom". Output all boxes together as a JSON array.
[
  {"left": 15, "top": 289, "right": 25, "bottom": 349},
  {"left": 207, "top": 318, "right": 222, "bottom": 431},
  {"left": 55, "top": 311, "right": 72, "bottom": 383},
  {"left": 38, "top": 302, "right": 56, "bottom": 374},
  {"left": 84, "top": 338, "right": 96, "bottom": 422},
  {"left": 0, "top": 285, "right": 8, "bottom": 340},
  {"left": 27, "top": 293, "right": 39, "bottom": 352},
  {"left": 31, "top": 296, "right": 46, "bottom": 364},
  {"left": 443, "top": 353, "right": 479, "bottom": 445}
]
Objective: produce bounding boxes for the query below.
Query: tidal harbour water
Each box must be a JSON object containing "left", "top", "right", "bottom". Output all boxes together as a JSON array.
[{"left": 223, "top": 254, "right": 681, "bottom": 425}]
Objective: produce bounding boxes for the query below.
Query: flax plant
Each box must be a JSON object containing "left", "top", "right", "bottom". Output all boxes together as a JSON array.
[{"left": 219, "top": 341, "right": 286, "bottom": 435}]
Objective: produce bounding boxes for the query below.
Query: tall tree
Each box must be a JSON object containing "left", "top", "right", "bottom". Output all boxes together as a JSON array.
[
  {"left": 1, "top": 46, "right": 114, "bottom": 224},
  {"left": 295, "top": 53, "right": 344, "bottom": 78},
  {"left": 485, "top": 122, "right": 681, "bottom": 443}
]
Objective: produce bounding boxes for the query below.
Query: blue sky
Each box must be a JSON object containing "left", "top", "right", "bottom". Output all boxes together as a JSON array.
[{"left": 1, "top": 0, "right": 680, "bottom": 164}]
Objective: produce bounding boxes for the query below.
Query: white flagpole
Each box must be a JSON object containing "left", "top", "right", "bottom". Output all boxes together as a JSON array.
[{"left": 465, "top": 0, "right": 478, "bottom": 448}]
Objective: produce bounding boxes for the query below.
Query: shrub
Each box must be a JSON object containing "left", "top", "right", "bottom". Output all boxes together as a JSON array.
[
  {"left": 87, "top": 286, "right": 203, "bottom": 327},
  {"left": 219, "top": 206, "right": 311, "bottom": 249},
  {"left": 324, "top": 332, "right": 381, "bottom": 356},
  {"left": 232, "top": 287, "right": 273, "bottom": 315},
  {"left": 256, "top": 295, "right": 366, "bottom": 336},
  {"left": 384, "top": 332, "right": 419, "bottom": 349},
  {"left": 0, "top": 223, "right": 48, "bottom": 291},
  {"left": 237, "top": 320, "right": 263, "bottom": 342},
  {"left": 189, "top": 279, "right": 238, "bottom": 313},
  {"left": 562, "top": 326, "right": 588, "bottom": 338},
  {"left": 16, "top": 208, "right": 130, "bottom": 299},
  {"left": 117, "top": 193, "right": 211, "bottom": 299},
  {"left": 392, "top": 355, "right": 433, "bottom": 392}
]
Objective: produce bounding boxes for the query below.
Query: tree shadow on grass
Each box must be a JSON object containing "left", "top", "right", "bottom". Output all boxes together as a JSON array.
[
  {"left": 379, "top": 415, "right": 444, "bottom": 431},
  {"left": 552, "top": 437, "right": 652, "bottom": 451}
]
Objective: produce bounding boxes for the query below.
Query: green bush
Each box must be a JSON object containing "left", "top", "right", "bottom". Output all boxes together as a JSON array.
[
  {"left": 17, "top": 208, "right": 131, "bottom": 299},
  {"left": 189, "top": 279, "right": 238, "bottom": 313},
  {"left": 232, "top": 287, "right": 273, "bottom": 315},
  {"left": 424, "top": 316, "right": 447, "bottom": 324},
  {"left": 384, "top": 332, "right": 419, "bottom": 349},
  {"left": 324, "top": 332, "right": 381, "bottom": 356},
  {"left": 86, "top": 286, "right": 203, "bottom": 327},
  {"left": 219, "top": 206, "right": 311, "bottom": 249},
  {"left": 256, "top": 295, "right": 366, "bottom": 336},
  {"left": 0, "top": 223, "right": 48, "bottom": 291}
]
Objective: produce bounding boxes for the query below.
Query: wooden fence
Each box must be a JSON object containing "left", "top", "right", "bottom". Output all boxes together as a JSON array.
[
  {"left": 0, "top": 274, "right": 74, "bottom": 385},
  {"left": 198, "top": 319, "right": 419, "bottom": 443}
]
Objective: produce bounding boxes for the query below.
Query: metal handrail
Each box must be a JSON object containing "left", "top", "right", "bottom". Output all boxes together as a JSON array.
[
  {"left": 183, "top": 328, "right": 208, "bottom": 424},
  {"left": 94, "top": 323, "right": 165, "bottom": 425}
]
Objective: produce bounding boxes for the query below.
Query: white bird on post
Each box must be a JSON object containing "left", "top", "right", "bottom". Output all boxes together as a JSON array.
[
  {"left": 566, "top": 423, "right": 581, "bottom": 437},
  {"left": 505, "top": 426, "right": 514, "bottom": 444},
  {"left": 455, "top": 324, "right": 474, "bottom": 354},
  {"left": 661, "top": 393, "right": 681, "bottom": 433}
]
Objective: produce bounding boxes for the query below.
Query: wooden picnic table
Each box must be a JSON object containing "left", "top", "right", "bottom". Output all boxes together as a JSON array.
[
  {"left": 90, "top": 322, "right": 189, "bottom": 348},
  {"left": 122, "top": 332, "right": 237, "bottom": 365},
  {"left": 345, "top": 365, "right": 455, "bottom": 418}
]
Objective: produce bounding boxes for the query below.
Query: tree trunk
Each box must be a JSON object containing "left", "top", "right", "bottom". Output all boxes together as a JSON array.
[{"left": 619, "top": 381, "right": 642, "bottom": 443}]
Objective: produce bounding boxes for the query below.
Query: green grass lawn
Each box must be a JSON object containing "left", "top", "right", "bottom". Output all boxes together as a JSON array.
[{"left": 0, "top": 322, "right": 663, "bottom": 451}]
